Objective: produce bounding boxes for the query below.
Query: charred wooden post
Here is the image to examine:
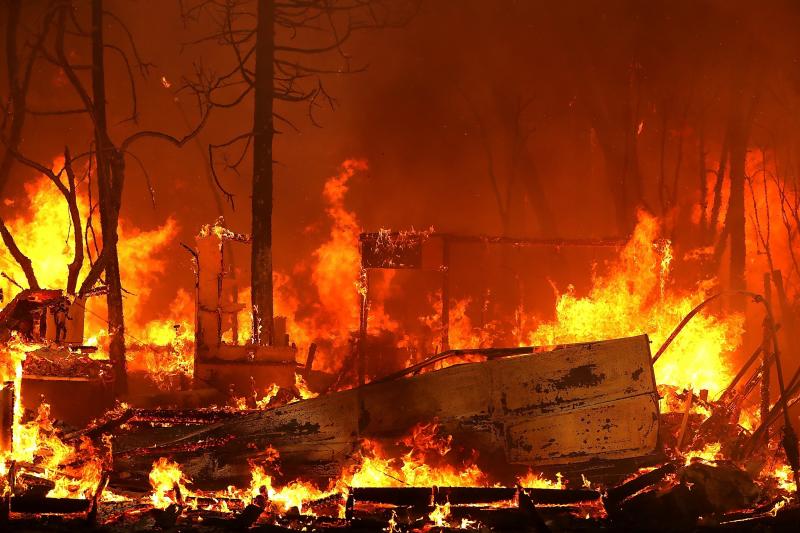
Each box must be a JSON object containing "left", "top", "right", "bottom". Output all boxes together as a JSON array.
[
  {"left": 86, "top": 471, "right": 109, "bottom": 525},
  {"left": 344, "top": 491, "right": 355, "bottom": 521},
  {"left": 357, "top": 268, "right": 369, "bottom": 386},
  {"left": 9, "top": 497, "right": 91, "bottom": 514},
  {"left": 0, "top": 381, "right": 12, "bottom": 454},
  {"left": 518, "top": 489, "right": 552, "bottom": 533},
  {"left": 435, "top": 486, "right": 516, "bottom": 505},
  {"left": 305, "top": 343, "right": 317, "bottom": 372},
  {"left": 193, "top": 220, "right": 296, "bottom": 396},
  {"left": 676, "top": 389, "right": 694, "bottom": 451},
  {"left": 195, "top": 223, "right": 230, "bottom": 359},
  {"left": 350, "top": 487, "right": 433, "bottom": 508},
  {"left": 440, "top": 237, "right": 451, "bottom": 351}
]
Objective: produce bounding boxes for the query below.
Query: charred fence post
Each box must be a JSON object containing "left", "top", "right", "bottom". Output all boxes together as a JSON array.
[
  {"left": 0, "top": 381, "right": 12, "bottom": 454},
  {"left": 357, "top": 268, "right": 369, "bottom": 386},
  {"left": 1, "top": 381, "right": 13, "bottom": 524},
  {"left": 440, "top": 237, "right": 451, "bottom": 352},
  {"left": 344, "top": 489, "right": 354, "bottom": 521}
]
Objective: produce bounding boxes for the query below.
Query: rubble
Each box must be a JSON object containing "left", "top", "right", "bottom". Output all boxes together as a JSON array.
[{"left": 1, "top": 223, "right": 799, "bottom": 532}]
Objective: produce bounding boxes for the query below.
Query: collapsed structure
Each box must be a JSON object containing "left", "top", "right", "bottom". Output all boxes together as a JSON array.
[{"left": 0, "top": 219, "right": 798, "bottom": 531}]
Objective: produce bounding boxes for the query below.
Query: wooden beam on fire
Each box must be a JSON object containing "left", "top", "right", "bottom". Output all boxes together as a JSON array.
[
  {"left": 9, "top": 496, "right": 92, "bottom": 514},
  {"left": 603, "top": 462, "right": 678, "bottom": 511}
]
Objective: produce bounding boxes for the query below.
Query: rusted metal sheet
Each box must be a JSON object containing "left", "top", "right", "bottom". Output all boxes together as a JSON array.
[{"left": 114, "top": 334, "right": 659, "bottom": 487}]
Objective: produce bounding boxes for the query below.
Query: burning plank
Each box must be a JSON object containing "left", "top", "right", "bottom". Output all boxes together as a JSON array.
[{"left": 114, "top": 334, "right": 659, "bottom": 487}]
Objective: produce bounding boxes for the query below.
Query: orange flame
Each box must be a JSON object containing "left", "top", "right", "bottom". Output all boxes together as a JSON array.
[{"left": 523, "top": 211, "right": 743, "bottom": 397}]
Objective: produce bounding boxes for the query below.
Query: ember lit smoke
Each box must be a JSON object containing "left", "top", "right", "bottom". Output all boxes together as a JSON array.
[{"left": 1, "top": 1, "right": 799, "bottom": 529}]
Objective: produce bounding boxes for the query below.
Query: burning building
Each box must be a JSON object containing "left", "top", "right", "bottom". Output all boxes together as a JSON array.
[{"left": 1, "top": 0, "right": 800, "bottom": 531}]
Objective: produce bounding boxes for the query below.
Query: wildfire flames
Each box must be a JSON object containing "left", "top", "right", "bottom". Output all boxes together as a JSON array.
[
  {"left": 0, "top": 158, "right": 797, "bottom": 529},
  {"left": 523, "top": 210, "right": 742, "bottom": 398}
]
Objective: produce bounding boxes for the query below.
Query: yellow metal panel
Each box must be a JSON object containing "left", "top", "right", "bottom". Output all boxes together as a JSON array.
[{"left": 504, "top": 394, "right": 660, "bottom": 465}]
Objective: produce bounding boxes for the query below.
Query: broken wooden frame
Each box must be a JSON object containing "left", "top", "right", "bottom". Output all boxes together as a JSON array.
[
  {"left": 192, "top": 220, "right": 297, "bottom": 396},
  {"left": 357, "top": 231, "right": 626, "bottom": 385}
]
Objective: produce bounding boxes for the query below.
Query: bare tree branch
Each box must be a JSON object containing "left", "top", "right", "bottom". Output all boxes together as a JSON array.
[{"left": 0, "top": 217, "right": 39, "bottom": 290}]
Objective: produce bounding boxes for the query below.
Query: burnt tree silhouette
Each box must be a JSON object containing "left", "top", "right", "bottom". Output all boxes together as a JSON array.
[
  {"left": 182, "top": 0, "right": 415, "bottom": 345},
  {"left": 1, "top": 146, "right": 95, "bottom": 297},
  {"left": 1, "top": 0, "right": 212, "bottom": 394}
]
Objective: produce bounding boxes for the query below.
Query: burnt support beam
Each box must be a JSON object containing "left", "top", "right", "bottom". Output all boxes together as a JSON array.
[
  {"left": 441, "top": 238, "right": 451, "bottom": 352},
  {"left": 604, "top": 462, "right": 677, "bottom": 510},
  {"left": 0, "top": 381, "right": 13, "bottom": 454},
  {"left": 358, "top": 269, "right": 369, "bottom": 386}
]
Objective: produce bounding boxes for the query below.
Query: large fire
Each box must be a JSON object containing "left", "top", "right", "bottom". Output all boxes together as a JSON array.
[
  {"left": 523, "top": 211, "right": 742, "bottom": 398},
  {"left": 0, "top": 157, "right": 797, "bottom": 528},
  {"left": 0, "top": 158, "right": 750, "bottom": 400},
  {"left": 0, "top": 338, "right": 107, "bottom": 500}
]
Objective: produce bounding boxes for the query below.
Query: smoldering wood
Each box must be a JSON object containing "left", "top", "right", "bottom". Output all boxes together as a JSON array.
[
  {"left": 603, "top": 462, "right": 678, "bottom": 510},
  {"left": 112, "top": 335, "right": 660, "bottom": 488},
  {"left": 9, "top": 496, "right": 91, "bottom": 514},
  {"left": 347, "top": 486, "right": 598, "bottom": 512},
  {"left": 0, "top": 382, "right": 12, "bottom": 453},
  {"left": 524, "top": 487, "right": 601, "bottom": 505},
  {"left": 348, "top": 487, "right": 432, "bottom": 508},
  {"left": 435, "top": 486, "right": 516, "bottom": 505}
]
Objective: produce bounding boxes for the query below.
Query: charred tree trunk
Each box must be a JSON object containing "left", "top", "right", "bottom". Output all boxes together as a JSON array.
[
  {"left": 727, "top": 110, "right": 747, "bottom": 293},
  {"left": 63, "top": 148, "right": 84, "bottom": 295},
  {"left": 596, "top": 131, "right": 643, "bottom": 236},
  {"left": 0, "top": 0, "right": 26, "bottom": 195},
  {"left": 519, "top": 153, "right": 558, "bottom": 237},
  {"left": 92, "top": 0, "right": 127, "bottom": 393},
  {"left": 0, "top": 218, "right": 38, "bottom": 289},
  {"left": 251, "top": 0, "right": 275, "bottom": 345}
]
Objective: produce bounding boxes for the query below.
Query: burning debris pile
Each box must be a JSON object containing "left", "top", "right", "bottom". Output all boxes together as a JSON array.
[{"left": 0, "top": 162, "right": 798, "bottom": 531}]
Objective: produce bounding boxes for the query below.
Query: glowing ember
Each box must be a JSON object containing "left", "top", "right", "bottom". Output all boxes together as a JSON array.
[
  {"left": 0, "top": 337, "right": 107, "bottom": 500},
  {"left": 683, "top": 442, "right": 722, "bottom": 465},
  {"left": 429, "top": 500, "right": 451, "bottom": 526},
  {"left": 149, "top": 457, "right": 190, "bottom": 509},
  {"left": 517, "top": 470, "right": 564, "bottom": 489}
]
